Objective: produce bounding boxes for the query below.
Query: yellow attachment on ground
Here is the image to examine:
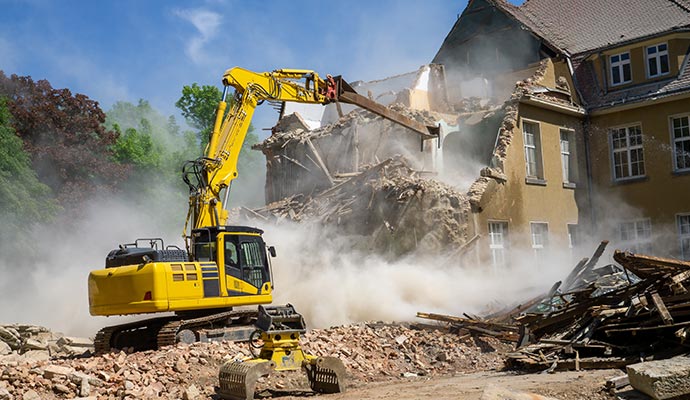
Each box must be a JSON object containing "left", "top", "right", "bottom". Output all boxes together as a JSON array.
[
  {"left": 256, "top": 331, "right": 314, "bottom": 371},
  {"left": 218, "top": 304, "right": 347, "bottom": 400}
]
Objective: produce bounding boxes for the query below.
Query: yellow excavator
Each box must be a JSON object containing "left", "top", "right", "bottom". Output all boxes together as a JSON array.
[{"left": 88, "top": 67, "right": 439, "bottom": 398}]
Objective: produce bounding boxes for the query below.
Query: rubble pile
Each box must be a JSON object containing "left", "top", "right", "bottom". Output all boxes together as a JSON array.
[
  {"left": 464, "top": 241, "right": 690, "bottom": 371},
  {"left": 0, "top": 324, "right": 92, "bottom": 364},
  {"left": 302, "top": 323, "right": 509, "bottom": 381},
  {"left": 0, "top": 323, "right": 509, "bottom": 399},
  {"left": 239, "top": 156, "right": 472, "bottom": 257}
]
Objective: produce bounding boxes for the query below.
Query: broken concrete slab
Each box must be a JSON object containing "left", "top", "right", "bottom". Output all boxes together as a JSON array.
[
  {"left": 627, "top": 356, "right": 690, "bottom": 399},
  {"left": 57, "top": 336, "right": 93, "bottom": 348},
  {"left": 43, "top": 364, "right": 75, "bottom": 379},
  {"left": 0, "top": 341, "right": 10, "bottom": 356}
]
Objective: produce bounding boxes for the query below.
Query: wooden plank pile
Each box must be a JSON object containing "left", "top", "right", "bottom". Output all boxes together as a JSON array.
[{"left": 419, "top": 241, "right": 690, "bottom": 371}]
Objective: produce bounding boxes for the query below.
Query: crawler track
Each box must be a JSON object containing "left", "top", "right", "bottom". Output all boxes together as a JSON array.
[{"left": 94, "top": 309, "right": 258, "bottom": 354}]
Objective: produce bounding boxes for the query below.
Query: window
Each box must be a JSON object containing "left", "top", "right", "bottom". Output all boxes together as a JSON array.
[
  {"left": 610, "top": 52, "right": 632, "bottom": 86},
  {"left": 560, "top": 129, "right": 576, "bottom": 184},
  {"left": 488, "top": 222, "right": 508, "bottom": 270},
  {"left": 679, "top": 215, "right": 690, "bottom": 261},
  {"left": 610, "top": 125, "right": 645, "bottom": 180},
  {"left": 530, "top": 222, "right": 549, "bottom": 264},
  {"left": 671, "top": 115, "right": 690, "bottom": 172},
  {"left": 618, "top": 219, "right": 652, "bottom": 254},
  {"left": 523, "top": 121, "right": 543, "bottom": 180},
  {"left": 567, "top": 224, "right": 578, "bottom": 249},
  {"left": 646, "top": 43, "right": 669, "bottom": 78}
]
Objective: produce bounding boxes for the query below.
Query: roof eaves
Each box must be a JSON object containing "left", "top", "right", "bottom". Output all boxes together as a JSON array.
[{"left": 572, "top": 26, "right": 690, "bottom": 57}]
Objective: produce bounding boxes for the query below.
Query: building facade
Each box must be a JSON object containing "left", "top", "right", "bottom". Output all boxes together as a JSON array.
[{"left": 434, "top": 0, "right": 690, "bottom": 266}]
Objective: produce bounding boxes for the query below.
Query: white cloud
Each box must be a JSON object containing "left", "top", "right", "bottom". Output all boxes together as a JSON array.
[{"left": 173, "top": 8, "right": 222, "bottom": 64}]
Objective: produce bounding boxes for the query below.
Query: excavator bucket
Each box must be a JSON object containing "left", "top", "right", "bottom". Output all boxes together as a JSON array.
[
  {"left": 218, "top": 360, "right": 275, "bottom": 400},
  {"left": 304, "top": 356, "right": 347, "bottom": 394}
]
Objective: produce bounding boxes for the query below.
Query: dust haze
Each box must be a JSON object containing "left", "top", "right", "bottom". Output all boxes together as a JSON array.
[{"left": 262, "top": 220, "right": 578, "bottom": 330}]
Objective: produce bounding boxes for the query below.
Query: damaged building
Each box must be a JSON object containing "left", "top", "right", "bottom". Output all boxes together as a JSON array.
[{"left": 246, "top": 0, "right": 690, "bottom": 267}]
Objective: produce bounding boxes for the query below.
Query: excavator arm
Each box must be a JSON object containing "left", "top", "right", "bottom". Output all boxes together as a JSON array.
[{"left": 184, "top": 66, "right": 440, "bottom": 234}]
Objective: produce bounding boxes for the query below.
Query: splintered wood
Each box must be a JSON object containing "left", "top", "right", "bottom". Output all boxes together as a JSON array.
[
  {"left": 419, "top": 242, "right": 690, "bottom": 371},
  {"left": 235, "top": 156, "right": 473, "bottom": 258}
]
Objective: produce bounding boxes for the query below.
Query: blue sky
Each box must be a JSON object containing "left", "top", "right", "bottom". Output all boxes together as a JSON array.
[{"left": 0, "top": 0, "right": 521, "bottom": 131}]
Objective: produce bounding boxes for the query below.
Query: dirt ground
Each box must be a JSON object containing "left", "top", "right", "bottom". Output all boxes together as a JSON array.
[
  {"left": 280, "top": 369, "right": 615, "bottom": 400},
  {"left": 254, "top": 369, "right": 626, "bottom": 400}
]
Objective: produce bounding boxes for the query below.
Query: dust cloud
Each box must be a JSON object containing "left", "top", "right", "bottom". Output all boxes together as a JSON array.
[
  {"left": 0, "top": 195, "right": 185, "bottom": 337},
  {"left": 263, "top": 221, "right": 576, "bottom": 330}
]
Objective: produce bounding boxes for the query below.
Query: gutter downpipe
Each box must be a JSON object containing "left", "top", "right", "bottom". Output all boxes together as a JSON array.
[{"left": 565, "top": 54, "right": 597, "bottom": 234}]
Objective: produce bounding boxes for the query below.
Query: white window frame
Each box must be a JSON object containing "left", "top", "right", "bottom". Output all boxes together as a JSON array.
[
  {"left": 560, "top": 128, "right": 575, "bottom": 184},
  {"left": 530, "top": 222, "right": 549, "bottom": 264},
  {"left": 610, "top": 52, "right": 632, "bottom": 86},
  {"left": 670, "top": 113, "right": 690, "bottom": 172},
  {"left": 522, "top": 119, "right": 544, "bottom": 180},
  {"left": 678, "top": 214, "right": 690, "bottom": 261},
  {"left": 609, "top": 124, "right": 645, "bottom": 181},
  {"left": 488, "top": 221, "right": 509, "bottom": 270},
  {"left": 618, "top": 219, "right": 652, "bottom": 254},
  {"left": 567, "top": 224, "right": 578, "bottom": 249},
  {"left": 646, "top": 43, "right": 670, "bottom": 78}
]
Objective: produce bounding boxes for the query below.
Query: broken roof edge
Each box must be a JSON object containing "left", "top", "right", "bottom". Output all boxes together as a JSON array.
[
  {"left": 481, "top": 0, "right": 566, "bottom": 56},
  {"left": 465, "top": 58, "right": 550, "bottom": 210},
  {"left": 254, "top": 102, "right": 448, "bottom": 152},
  {"left": 431, "top": 0, "right": 566, "bottom": 65}
]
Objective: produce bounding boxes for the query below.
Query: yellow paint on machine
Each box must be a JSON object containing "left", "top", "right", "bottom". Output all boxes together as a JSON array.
[{"left": 88, "top": 260, "right": 272, "bottom": 316}]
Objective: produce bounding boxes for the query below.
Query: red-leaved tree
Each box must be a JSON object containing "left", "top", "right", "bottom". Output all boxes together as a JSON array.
[{"left": 0, "top": 71, "right": 130, "bottom": 207}]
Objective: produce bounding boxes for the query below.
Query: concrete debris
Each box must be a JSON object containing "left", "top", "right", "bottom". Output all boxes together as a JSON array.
[
  {"left": 0, "top": 322, "right": 510, "bottom": 399},
  {"left": 237, "top": 156, "right": 472, "bottom": 258},
  {"left": 627, "top": 356, "right": 690, "bottom": 400},
  {"left": 0, "top": 324, "right": 93, "bottom": 365}
]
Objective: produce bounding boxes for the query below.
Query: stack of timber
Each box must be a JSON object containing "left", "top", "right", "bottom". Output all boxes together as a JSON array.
[
  {"left": 505, "top": 242, "right": 690, "bottom": 370},
  {"left": 418, "top": 241, "right": 690, "bottom": 371}
]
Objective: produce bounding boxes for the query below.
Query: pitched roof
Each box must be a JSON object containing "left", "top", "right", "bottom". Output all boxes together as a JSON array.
[{"left": 514, "top": 0, "right": 690, "bottom": 55}]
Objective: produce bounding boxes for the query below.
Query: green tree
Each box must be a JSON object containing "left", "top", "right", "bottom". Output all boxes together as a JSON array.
[
  {"left": 0, "top": 98, "right": 59, "bottom": 231},
  {"left": 175, "top": 83, "right": 222, "bottom": 148},
  {"left": 111, "top": 124, "right": 160, "bottom": 168}
]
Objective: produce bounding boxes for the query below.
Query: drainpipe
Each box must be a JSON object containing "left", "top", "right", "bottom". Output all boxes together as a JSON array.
[{"left": 565, "top": 54, "right": 596, "bottom": 235}]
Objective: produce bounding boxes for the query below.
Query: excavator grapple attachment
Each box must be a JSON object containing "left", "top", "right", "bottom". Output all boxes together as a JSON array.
[
  {"left": 304, "top": 356, "right": 347, "bottom": 394},
  {"left": 218, "top": 360, "right": 275, "bottom": 400},
  {"left": 218, "top": 305, "right": 347, "bottom": 399}
]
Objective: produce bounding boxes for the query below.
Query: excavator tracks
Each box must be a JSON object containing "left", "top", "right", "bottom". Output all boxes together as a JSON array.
[{"left": 94, "top": 309, "right": 258, "bottom": 354}]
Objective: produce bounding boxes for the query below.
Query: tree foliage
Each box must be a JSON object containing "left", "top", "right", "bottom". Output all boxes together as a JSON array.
[
  {"left": 0, "top": 71, "right": 128, "bottom": 206},
  {"left": 175, "top": 83, "right": 222, "bottom": 148},
  {"left": 0, "top": 97, "right": 59, "bottom": 230}
]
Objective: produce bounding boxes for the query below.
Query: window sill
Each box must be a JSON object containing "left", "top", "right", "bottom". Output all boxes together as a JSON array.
[
  {"left": 613, "top": 175, "right": 648, "bottom": 185},
  {"left": 525, "top": 177, "right": 547, "bottom": 186},
  {"left": 563, "top": 182, "right": 577, "bottom": 189},
  {"left": 672, "top": 169, "right": 690, "bottom": 177}
]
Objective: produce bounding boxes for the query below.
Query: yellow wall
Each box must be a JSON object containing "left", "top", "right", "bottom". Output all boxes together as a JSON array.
[
  {"left": 589, "top": 96, "right": 690, "bottom": 257},
  {"left": 589, "top": 35, "right": 690, "bottom": 90},
  {"left": 475, "top": 102, "right": 583, "bottom": 261}
]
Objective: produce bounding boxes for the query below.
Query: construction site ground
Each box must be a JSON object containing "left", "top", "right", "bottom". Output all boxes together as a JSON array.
[{"left": 0, "top": 321, "right": 630, "bottom": 400}]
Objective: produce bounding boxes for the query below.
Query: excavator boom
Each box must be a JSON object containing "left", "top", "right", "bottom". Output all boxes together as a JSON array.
[{"left": 187, "top": 67, "right": 440, "bottom": 232}]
